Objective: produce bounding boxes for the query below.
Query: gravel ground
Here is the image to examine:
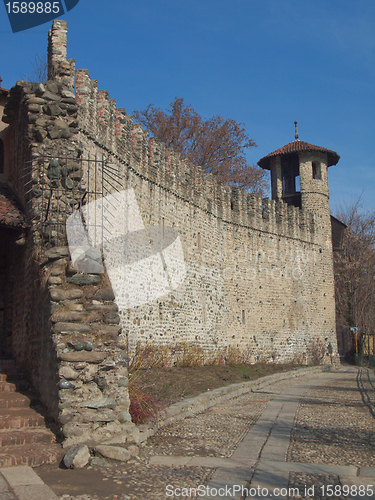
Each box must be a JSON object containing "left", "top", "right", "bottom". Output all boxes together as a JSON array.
[
  {"left": 54, "top": 379, "right": 295, "bottom": 500},
  {"left": 58, "top": 463, "right": 213, "bottom": 500},
  {"left": 48, "top": 368, "right": 375, "bottom": 500},
  {"left": 287, "top": 368, "right": 375, "bottom": 467},
  {"left": 146, "top": 390, "right": 272, "bottom": 458},
  {"left": 287, "top": 472, "right": 346, "bottom": 500}
]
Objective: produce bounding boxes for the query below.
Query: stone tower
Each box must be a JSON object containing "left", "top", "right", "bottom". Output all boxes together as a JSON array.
[
  {"left": 257, "top": 123, "right": 340, "bottom": 249},
  {"left": 258, "top": 124, "right": 340, "bottom": 358}
]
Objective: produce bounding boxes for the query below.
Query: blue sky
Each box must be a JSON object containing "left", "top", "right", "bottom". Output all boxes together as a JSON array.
[{"left": 1, "top": 0, "right": 374, "bottom": 214}]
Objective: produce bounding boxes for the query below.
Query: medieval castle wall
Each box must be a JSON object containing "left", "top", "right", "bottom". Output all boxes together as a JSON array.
[{"left": 69, "top": 24, "right": 336, "bottom": 361}]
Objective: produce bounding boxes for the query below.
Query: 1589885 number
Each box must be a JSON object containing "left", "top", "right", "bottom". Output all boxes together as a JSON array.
[
  {"left": 5, "top": 2, "right": 61, "bottom": 14},
  {"left": 320, "top": 484, "right": 374, "bottom": 497}
]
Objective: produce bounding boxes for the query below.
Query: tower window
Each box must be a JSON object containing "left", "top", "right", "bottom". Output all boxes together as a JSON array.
[
  {"left": 312, "top": 162, "right": 321, "bottom": 180},
  {"left": 281, "top": 154, "right": 301, "bottom": 207},
  {"left": 281, "top": 155, "right": 300, "bottom": 195}
]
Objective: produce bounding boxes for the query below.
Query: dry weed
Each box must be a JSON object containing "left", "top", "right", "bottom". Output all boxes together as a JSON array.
[
  {"left": 128, "top": 373, "right": 163, "bottom": 424},
  {"left": 175, "top": 342, "right": 205, "bottom": 367},
  {"left": 128, "top": 341, "right": 173, "bottom": 371}
]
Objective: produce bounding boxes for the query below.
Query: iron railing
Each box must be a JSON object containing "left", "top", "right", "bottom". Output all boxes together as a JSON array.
[{"left": 22, "top": 153, "right": 123, "bottom": 252}]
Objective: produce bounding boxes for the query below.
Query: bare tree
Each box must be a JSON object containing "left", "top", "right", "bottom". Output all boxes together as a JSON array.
[
  {"left": 134, "top": 97, "right": 268, "bottom": 195},
  {"left": 334, "top": 200, "right": 375, "bottom": 358},
  {"left": 21, "top": 54, "right": 48, "bottom": 84}
]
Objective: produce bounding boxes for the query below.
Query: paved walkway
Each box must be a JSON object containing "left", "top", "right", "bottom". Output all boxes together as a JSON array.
[
  {"left": 150, "top": 365, "right": 375, "bottom": 499},
  {"left": 0, "top": 365, "right": 374, "bottom": 499},
  {"left": 0, "top": 465, "right": 59, "bottom": 500}
]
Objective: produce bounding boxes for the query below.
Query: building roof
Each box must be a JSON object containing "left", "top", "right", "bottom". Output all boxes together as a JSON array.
[
  {"left": 0, "top": 86, "right": 9, "bottom": 103},
  {"left": 257, "top": 140, "right": 340, "bottom": 170},
  {"left": 0, "top": 183, "right": 27, "bottom": 230}
]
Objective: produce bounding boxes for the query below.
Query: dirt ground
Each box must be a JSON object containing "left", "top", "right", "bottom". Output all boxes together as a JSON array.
[
  {"left": 130, "top": 361, "right": 302, "bottom": 407},
  {"left": 37, "top": 463, "right": 128, "bottom": 498},
  {"left": 37, "top": 459, "right": 214, "bottom": 500}
]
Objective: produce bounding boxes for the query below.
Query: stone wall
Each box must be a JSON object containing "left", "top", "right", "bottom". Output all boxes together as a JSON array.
[
  {"left": 3, "top": 19, "right": 338, "bottom": 363},
  {"left": 70, "top": 17, "right": 337, "bottom": 362},
  {"left": 43, "top": 247, "right": 137, "bottom": 448},
  {"left": 9, "top": 237, "right": 138, "bottom": 447},
  {"left": 2, "top": 21, "right": 138, "bottom": 447}
]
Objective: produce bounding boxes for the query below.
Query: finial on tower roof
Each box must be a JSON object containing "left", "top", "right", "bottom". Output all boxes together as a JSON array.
[{"left": 294, "top": 121, "right": 299, "bottom": 141}]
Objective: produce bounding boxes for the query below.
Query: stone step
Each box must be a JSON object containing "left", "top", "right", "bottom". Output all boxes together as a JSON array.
[
  {"left": 0, "top": 381, "right": 16, "bottom": 392},
  {"left": 0, "top": 359, "right": 62, "bottom": 468},
  {"left": 0, "top": 371, "right": 31, "bottom": 393},
  {"left": 0, "top": 442, "right": 64, "bottom": 467},
  {"left": 0, "top": 427, "right": 56, "bottom": 447},
  {"left": 0, "top": 392, "right": 31, "bottom": 409},
  {"left": 0, "top": 408, "right": 46, "bottom": 429}
]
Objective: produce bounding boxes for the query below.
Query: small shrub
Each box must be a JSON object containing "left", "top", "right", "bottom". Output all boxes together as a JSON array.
[
  {"left": 128, "top": 374, "right": 162, "bottom": 424},
  {"left": 175, "top": 342, "right": 205, "bottom": 367},
  {"left": 223, "top": 346, "right": 244, "bottom": 365},
  {"left": 206, "top": 345, "right": 253, "bottom": 366},
  {"left": 204, "top": 349, "right": 226, "bottom": 366},
  {"left": 127, "top": 340, "right": 307, "bottom": 371},
  {"left": 309, "top": 338, "right": 326, "bottom": 365},
  {"left": 128, "top": 341, "right": 173, "bottom": 371}
]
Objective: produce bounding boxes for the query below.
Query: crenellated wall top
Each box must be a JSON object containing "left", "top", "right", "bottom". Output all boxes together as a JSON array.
[
  {"left": 3, "top": 19, "right": 317, "bottom": 245},
  {"left": 74, "top": 64, "right": 316, "bottom": 243}
]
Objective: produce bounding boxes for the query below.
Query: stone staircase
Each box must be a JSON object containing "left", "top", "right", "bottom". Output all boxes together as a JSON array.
[{"left": 0, "top": 359, "right": 63, "bottom": 467}]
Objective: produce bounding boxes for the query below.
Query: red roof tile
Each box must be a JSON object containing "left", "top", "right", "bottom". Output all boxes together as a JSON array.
[
  {"left": 257, "top": 140, "right": 340, "bottom": 170},
  {"left": 0, "top": 183, "right": 27, "bottom": 230}
]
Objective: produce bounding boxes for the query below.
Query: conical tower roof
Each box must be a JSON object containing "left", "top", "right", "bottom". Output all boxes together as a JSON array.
[{"left": 258, "top": 139, "right": 340, "bottom": 170}]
